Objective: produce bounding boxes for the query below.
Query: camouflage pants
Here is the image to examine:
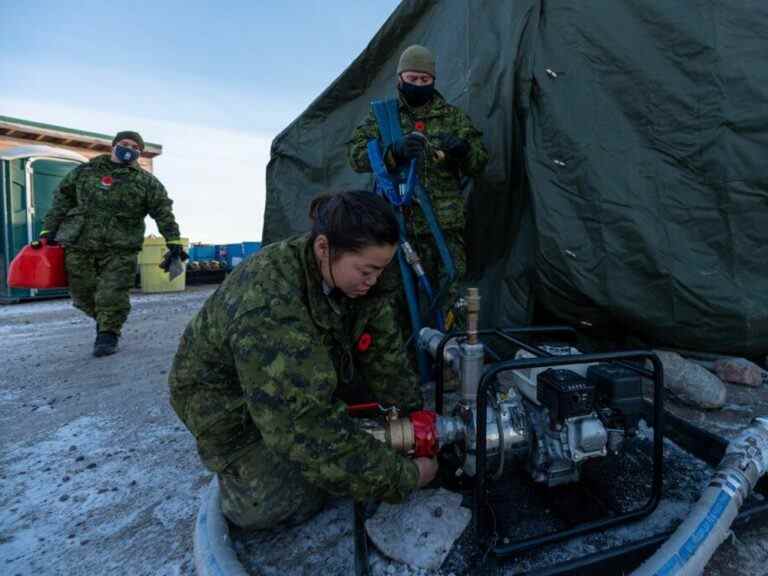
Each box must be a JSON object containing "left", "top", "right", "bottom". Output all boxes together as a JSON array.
[
  {"left": 64, "top": 248, "right": 137, "bottom": 336},
  {"left": 219, "top": 444, "right": 326, "bottom": 530}
]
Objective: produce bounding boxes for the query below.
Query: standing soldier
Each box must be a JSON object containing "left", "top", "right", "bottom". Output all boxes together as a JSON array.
[
  {"left": 348, "top": 44, "right": 488, "bottom": 326},
  {"left": 169, "top": 191, "right": 437, "bottom": 530},
  {"left": 40, "top": 130, "right": 184, "bottom": 357}
]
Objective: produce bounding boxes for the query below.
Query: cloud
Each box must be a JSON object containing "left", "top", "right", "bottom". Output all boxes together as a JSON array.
[{"left": 1, "top": 97, "right": 272, "bottom": 243}]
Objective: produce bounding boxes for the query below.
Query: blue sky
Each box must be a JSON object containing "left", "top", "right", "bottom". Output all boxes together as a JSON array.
[{"left": 1, "top": 1, "right": 400, "bottom": 242}]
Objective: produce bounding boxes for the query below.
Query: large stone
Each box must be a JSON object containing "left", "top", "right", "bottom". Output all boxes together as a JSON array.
[
  {"left": 365, "top": 488, "right": 470, "bottom": 570},
  {"left": 650, "top": 350, "right": 727, "bottom": 410},
  {"left": 713, "top": 357, "right": 765, "bottom": 387}
]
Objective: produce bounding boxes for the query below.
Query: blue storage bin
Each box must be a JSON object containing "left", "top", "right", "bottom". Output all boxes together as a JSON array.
[
  {"left": 224, "top": 243, "right": 245, "bottom": 269},
  {"left": 242, "top": 241, "right": 262, "bottom": 256},
  {"left": 189, "top": 244, "right": 216, "bottom": 261},
  {"left": 214, "top": 245, "right": 229, "bottom": 260}
]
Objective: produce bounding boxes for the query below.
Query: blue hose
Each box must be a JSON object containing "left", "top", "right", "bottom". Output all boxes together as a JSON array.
[{"left": 397, "top": 248, "right": 430, "bottom": 384}]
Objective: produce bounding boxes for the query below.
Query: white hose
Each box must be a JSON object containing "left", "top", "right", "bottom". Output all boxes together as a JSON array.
[
  {"left": 194, "top": 476, "right": 250, "bottom": 576},
  {"left": 631, "top": 417, "right": 768, "bottom": 576}
]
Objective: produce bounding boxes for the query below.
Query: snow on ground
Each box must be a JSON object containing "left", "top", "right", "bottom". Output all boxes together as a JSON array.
[{"left": 0, "top": 287, "right": 216, "bottom": 576}]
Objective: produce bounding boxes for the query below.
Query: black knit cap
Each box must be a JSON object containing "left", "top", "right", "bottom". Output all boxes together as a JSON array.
[{"left": 112, "top": 130, "right": 145, "bottom": 151}]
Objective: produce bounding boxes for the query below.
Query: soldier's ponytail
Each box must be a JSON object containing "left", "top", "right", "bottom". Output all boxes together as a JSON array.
[{"left": 309, "top": 191, "right": 399, "bottom": 256}]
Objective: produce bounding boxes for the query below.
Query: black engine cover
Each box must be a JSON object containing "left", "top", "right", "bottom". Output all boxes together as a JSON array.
[{"left": 537, "top": 369, "right": 595, "bottom": 423}]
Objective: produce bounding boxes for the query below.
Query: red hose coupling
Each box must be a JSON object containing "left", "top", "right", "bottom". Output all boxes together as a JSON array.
[{"left": 410, "top": 410, "right": 439, "bottom": 458}]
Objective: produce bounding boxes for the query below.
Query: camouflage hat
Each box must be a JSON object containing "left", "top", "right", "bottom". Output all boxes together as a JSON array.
[
  {"left": 397, "top": 45, "right": 435, "bottom": 77},
  {"left": 112, "top": 130, "right": 145, "bottom": 151}
]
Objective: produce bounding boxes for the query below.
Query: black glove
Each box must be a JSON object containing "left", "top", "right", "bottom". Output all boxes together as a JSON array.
[
  {"left": 37, "top": 231, "right": 58, "bottom": 246},
  {"left": 159, "top": 244, "right": 188, "bottom": 272},
  {"left": 389, "top": 132, "right": 427, "bottom": 162},
  {"left": 169, "top": 244, "right": 188, "bottom": 260},
  {"left": 434, "top": 133, "right": 470, "bottom": 160}
]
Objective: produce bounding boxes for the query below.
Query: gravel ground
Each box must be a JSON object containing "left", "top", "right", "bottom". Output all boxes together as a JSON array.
[
  {"left": 1, "top": 287, "right": 767, "bottom": 576},
  {"left": 0, "top": 287, "right": 217, "bottom": 576}
]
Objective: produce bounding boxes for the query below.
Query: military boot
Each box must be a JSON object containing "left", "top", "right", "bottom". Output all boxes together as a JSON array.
[{"left": 93, "top": 332, "right": 119, "bottom": 357}]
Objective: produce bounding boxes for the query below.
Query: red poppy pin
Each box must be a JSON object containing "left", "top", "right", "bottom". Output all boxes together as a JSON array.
[
  {"left": 414, "top": 121, "right": 426, "bottom": 132},
  {"left": 356, "top": 332, "right": 373, "bottom": 353},
  {"left": 100, "top": 176, "right": 113, "bottom": 188}
]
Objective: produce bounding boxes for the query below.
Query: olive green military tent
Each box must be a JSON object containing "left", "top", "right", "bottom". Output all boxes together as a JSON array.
[{"left": 262, "top": 0, "right": 768, "bottom": 356}]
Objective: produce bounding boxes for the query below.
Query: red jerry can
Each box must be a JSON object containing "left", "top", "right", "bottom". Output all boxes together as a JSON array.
[{"left": 8, "top": 240, "right": 68, "bottom": 289}]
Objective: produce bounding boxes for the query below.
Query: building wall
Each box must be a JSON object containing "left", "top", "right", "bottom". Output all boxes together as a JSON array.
[{"left": 0, "top": 133, "right": 155, "bottom": 172}]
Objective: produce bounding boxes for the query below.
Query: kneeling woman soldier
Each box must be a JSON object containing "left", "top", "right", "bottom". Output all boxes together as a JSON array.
[{"left": 169, "top": 190, "right": 438, "bottom": 529}]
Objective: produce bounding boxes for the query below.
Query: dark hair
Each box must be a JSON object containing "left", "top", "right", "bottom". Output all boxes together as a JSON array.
[{"left": 308, "top": 190, "right": 399, "bottom": 255}]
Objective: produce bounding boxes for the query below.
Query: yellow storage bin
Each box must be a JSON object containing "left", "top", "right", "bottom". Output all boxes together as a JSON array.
[{"left": 137, "top": 236, "right": 189, "bottom": 293}]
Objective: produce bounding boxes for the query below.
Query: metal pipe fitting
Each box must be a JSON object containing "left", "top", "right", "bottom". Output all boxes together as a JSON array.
[
  {"left": 466, "top": 287, "right": 480, "bottom": 345},
  {"left": 360, "top": 410, "right": 467, "bottom": 459},
  {"left": 386, "top": 417, "right": 416, "bottom": 454},
  {"left": 436, "top": 415, "right": 466, "bottom": 448},
  {"left": 400, "top": 240, "right": 426, "bottom": 278},
  {"left": 418, "top": 327, "right": 461, "bottom": 375},
  {"left": 460, "top": 341, "right": 485, "bottom": 403}
]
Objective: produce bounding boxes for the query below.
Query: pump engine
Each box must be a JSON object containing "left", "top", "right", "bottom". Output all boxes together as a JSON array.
[{"left": 362, "top": 288, "right": 646, "bottom": 487}]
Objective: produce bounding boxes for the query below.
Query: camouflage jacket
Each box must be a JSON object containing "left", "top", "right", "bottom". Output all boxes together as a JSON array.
[
  {"left": 42, "top": 154, "right": 181, "bottom": 251},
  {"left": 348, "top": 92, "right": 488, "bottom": 234},
  {"left": 169, "top": 235, "right": 421, "bottom": 502}
]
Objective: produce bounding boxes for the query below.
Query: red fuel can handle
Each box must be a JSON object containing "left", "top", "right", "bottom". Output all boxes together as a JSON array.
[{"left": 8, "top": 239, "right": 68, "bottom": 289}]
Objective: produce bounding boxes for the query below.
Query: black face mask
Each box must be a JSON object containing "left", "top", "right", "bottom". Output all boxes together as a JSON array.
[
  {"left": 114, "top": 144, "right": 140, "bottom": 164},
  {"left": 398, "top": 81, "right": 435, "bottom": 107}
]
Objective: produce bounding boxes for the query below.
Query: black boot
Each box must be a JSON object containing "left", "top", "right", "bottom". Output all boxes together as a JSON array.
[{"left": 93, "top": 331, "right": 119, "bottom": 357}]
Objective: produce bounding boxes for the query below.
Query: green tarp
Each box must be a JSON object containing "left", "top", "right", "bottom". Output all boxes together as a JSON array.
[{"left": 263, "top": 0, "right": 768, "bottom": 356}]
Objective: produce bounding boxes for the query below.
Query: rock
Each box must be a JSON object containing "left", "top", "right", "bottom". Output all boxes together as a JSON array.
[
  {"left": 713, "top": 357, "right": 765, "bottom": 387},
  {"left": 365, "top": 489, "right": 470, "bottom": 570},
  {"left": 649, "top": 350, "right": 727, "bottom": 410}
]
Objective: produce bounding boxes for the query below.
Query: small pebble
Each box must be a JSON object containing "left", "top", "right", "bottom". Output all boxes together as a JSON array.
[
  {"left": 75, "top": 456, "right": 84, "bottom": 462},
  {"left": 59, "top": 495, "right": 69, "bottom": 502},
  {"left": 86, "top": 463, "right": 97, "bottom": 470},
  {"left": 62, "top": 476, "right": 70, "bottom": 482}
]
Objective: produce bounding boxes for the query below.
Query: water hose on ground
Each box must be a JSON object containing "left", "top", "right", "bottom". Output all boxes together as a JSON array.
[
  {"left": 631, "top": 417, "right": 768, "bottom": 576},
  {"left": 194, "top": 476, "right": 249, "bottom": 576}
]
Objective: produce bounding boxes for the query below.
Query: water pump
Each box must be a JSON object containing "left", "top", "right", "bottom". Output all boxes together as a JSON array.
[{"left": 362, "top": 288, "right": 646, "bottom": 488}]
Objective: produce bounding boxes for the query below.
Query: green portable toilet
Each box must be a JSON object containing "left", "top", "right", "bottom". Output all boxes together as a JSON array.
[{"left": 0, "top": 145, "right": 86, "bottom": 303}]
